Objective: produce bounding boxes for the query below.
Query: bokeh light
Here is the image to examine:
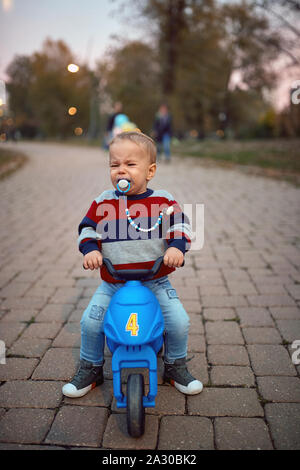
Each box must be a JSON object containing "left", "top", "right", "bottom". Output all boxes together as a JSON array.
[
  {"left": 68, "top": 107, "right": 77, "bottom": 116},
  {"left": 67, "top": 63, "right": 79, "bottom": 73},
  {"left": 74, "top": 127, "right": 83, "bottom": 136}
]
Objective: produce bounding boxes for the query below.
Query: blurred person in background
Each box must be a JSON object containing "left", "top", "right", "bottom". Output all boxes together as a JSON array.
[{"left": 153, "top": 103, "right": 172, "bottom": 163}]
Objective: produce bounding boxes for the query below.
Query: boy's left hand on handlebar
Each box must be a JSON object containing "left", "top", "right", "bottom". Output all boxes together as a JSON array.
[{"left": 163, "top": 247, "right": 184, "bottom": 268}]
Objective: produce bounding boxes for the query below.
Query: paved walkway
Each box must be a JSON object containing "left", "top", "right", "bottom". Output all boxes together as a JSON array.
[{"left": 0, "top": 141, "right": 299, "bottom": 450}]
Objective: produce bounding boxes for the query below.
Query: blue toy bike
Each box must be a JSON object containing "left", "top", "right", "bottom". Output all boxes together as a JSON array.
[{"left": 102, "top": 256, "right": 165, "bottom": 438}]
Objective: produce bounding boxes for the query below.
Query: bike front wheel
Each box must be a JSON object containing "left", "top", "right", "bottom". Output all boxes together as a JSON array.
[{"left": 126, "top": 373, "right": 145, "bottom": 437}]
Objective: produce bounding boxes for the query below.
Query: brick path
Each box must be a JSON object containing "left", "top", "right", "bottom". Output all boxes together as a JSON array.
[{"left": 0, "top": 141, "right": 299, "bottom": 450}]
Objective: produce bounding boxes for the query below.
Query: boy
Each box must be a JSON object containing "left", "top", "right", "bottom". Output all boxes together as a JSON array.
[{"left": 62, "top": 131, "right": 203, "bottom": 398}]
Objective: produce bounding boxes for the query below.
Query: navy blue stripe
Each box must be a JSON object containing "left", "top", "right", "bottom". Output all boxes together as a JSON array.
[
  {"left": 78, "top": 216, "right": 97, "bottom": 235},
  {"left": 79, "top": 239, "right": 100, "bottom": 255},
  {"left": 167, "top": 238, "right": 187, "bottom": 254}
]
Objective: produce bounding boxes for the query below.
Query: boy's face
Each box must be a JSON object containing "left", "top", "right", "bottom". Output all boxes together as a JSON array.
[{"left": 109, "top": 140, "right": 156, "bottom": 195}]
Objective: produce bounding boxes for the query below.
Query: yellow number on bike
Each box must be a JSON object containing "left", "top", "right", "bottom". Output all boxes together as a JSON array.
[{"left": 126, "top": 313, "right": 139, "bottom": 336}]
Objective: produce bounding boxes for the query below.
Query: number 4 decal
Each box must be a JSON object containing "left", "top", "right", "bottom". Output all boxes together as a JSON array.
[{"left": 126, "top": 313, "right": 139, "bottom": 336}]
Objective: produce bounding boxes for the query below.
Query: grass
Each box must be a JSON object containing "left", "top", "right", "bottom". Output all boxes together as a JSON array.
[
  {"left": 0, "top": 146, "right": 28, "bottom": 179},
  {"left": 172, "top": 138, "right": 300, "bottom": 185}
]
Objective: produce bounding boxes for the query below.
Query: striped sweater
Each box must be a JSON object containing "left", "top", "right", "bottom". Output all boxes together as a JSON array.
[{"left": 78, "top": 188, "right": 192, "bottom": 283}]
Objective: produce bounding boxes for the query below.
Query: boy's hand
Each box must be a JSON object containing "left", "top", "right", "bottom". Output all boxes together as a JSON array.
[
  {"left": 163, "top": 247, "right": 184, "bottom": 268},
  {"left": 83, "top": 250, "right": 103, "bottom": 270}
]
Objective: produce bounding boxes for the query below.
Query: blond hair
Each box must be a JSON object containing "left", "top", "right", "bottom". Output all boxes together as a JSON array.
[{"left": 109, "top": 131, "right": 157, "bottom": 164}]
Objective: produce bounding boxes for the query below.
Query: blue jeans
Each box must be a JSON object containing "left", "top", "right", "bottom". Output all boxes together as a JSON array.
[
  {"left": 157, "top": 134, "right": 171, "bottom": 160},
  {"left": 80, "top": 276, "right": 190, "bottom": 365}
]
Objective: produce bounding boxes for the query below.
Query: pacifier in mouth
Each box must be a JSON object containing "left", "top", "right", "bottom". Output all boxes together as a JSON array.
[{"left": 117, "top": 179, "right": 131, "bottom": 193}]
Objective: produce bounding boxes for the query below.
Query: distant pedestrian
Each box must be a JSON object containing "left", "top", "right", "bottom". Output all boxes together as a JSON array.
[
  {"left": 153, "top": 104, "right": 172, "bottom": 163},
  {"left": 104, "top": 102, "right": 123, "bottom": 148}
]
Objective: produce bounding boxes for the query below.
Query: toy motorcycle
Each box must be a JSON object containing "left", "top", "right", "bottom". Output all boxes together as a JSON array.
[{"left": 103, "top": 256, "right": 165, "bottom": 438}]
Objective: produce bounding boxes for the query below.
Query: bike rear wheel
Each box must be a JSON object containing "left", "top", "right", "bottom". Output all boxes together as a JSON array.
[{"left": 126, "top": 373, "right": 145, "bottom": 437}]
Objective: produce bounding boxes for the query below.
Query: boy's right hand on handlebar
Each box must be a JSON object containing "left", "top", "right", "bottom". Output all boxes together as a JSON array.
[{"left": 83, "top": 250, "right": 103, "bottom": 270}]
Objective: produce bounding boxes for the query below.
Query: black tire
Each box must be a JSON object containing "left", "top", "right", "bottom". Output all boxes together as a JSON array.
[{"left": 126, "top": 373, "right": 145, "bottom": 438}]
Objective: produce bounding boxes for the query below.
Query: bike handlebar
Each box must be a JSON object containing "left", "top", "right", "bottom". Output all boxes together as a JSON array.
[
  {"left": 83, "top": 256, "right": 185, "bottom": 281},
  {"left": 102, "top": 256, "right": 166, "bottom": 281}
]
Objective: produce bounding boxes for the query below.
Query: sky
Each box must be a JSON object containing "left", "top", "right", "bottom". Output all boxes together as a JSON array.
[
  {"left": 0, "top": 0, "right": 139, "bottom": 79},
  {"left": 0, "top": 0, "right": 297, "bottom": 110}
]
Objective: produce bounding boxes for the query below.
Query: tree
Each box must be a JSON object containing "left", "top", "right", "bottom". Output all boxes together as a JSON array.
[
  {"left": 97, "top": 40, "right": 161, "bottom": 132},
  {"left": 6, "top": 39, "right": 93, "bottom": 138}
]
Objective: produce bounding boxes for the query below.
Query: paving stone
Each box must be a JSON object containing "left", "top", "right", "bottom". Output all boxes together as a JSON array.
[
  {"left": 236, "top": 307, "right": 274, "bottom": 327},
  {"left": 36, "top": 303, "right": 74, "bottom": 323},
  {"left": 175, "top": 286, "right": 200, "bottom": 300},
  {"left": 0, "top": 309, "right": 39, "bottom": 322},
  {"left": 32, "top": 348, "right": 79, "bottom": 381},
  {"left": 214, "top": 417, "right": 273, "bottom": 450},
  {"left": 75, "top": 278, "right": 101, "bottom": 288},
  {"left": 205, "top": 321, "right": 244, "bottom": 345},
  {"left": 0, "top": 443, "right": 65, "bottom": 450},
  {"left": 76, "top": 298, "right": 90, "bottom": 310},
  {"left": 22, "top": 322, "right": 62, "bottom": 339},
  {"left": 188, "top": 334, "right": 206, "bottom": 352},
  {"left": 67, "top": 309, "right": 83, "bottom": 322},
  {"left": 8, "top": 337, "right": 51, "bottom": 358},
  {"left": 49, "top": 287, "right": 83, "bottom": 304},
  {"left": 275, "top": 319, "right": 300, "bottom": 343},
  {"left": 265, "top": 403, "right": 300, "bottom": 449},
  {"left": 45, "top": 405, "right": 108, "bottom": 447},
  {"left": 210, "top": 366, "right": 255, "bottom": 387},
  {"left": 201, "top": 295, "right": 247, "bottom": 308},
  {"left": 158, "top": 416, "right": 214, "bottom": 450},
  {"left": 187, "top": 388, "right": 264, "bottom": 417},
  {"left": 270, "top": 307, "right": 300, "bottom": 319},
  {"left": 242, "top": 327, "right": 282, "bottom": 344},
  {"left": 0, "top": 322, "right": 26, "bottom": 347},
  {"left": 0, "top": 282, "right": 31, "bottom": 298},
  {"left": 189, "top": 313, "right": 204, "bottom": 333},
  {"left": 0, "top": 408, "right": 55, "bottom": 444},
  {"left": 0, "top": 358, "right": 39, "bottom": 380},
  {"left": 247, "top": 344, "right": 297, "bottom": 376},
  {"left": 0, "top": 381, "right": 64, "bottom": 408},
  {"left": 257, "top": 376, "right": 300, "bottom": 402},
  {"left": 227, "top": 281, "right": 257, "bottom": 296},
  {"left": 207, "top": 345, "right": 250, "bottom": 366},
  {"left": 102, "top": 414, "right": 159, "bottom": 449},
  {"left": 202, "top": 308, "right": 236, "bottom": 321},
  {"left": 182, "top": 299, "right": 202, "bottom": 313},
  {"left": 221, "top": 268, "right": 251, "bottom": 282},
  {"left": 199, "top": 285, "right": 228, "bottom": 296},
  {"left": 64, "top": 381, "right": 113, "bottom": 407},
  {"left": 247, "top": 294, "right": 296, "bottom": 307},
  {"left": 1, "top": 297, "right": 47, "bottom": 310},
  {"left": 24, "top": 286, "right": 56, "bottom": 300},
  {"left": 52, "top": 323, "right": 80, "bottom": 348},
  {"left": 284, "top": 284, "right": 300, "bottom": 300}
]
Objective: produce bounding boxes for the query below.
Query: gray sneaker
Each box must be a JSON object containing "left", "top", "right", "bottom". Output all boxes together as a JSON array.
[
  {"left": 163, "top": 357, "right": 203, "bottom": 395},
  {"left": 62, "top": 359, "right": 104, "bottom": 398}
]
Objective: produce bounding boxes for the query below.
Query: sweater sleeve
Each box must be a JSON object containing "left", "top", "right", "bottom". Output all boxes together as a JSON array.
[
  {"left": 165, "top": 200, "right": 192, "bottom": 254},
  {"left": 78, "top": 200, "right": 102, "bottom": 255}
]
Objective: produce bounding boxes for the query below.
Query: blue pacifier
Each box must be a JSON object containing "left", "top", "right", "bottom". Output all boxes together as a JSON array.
[{"left": 117, "top": 179, "right": 131, "bottom": 193}]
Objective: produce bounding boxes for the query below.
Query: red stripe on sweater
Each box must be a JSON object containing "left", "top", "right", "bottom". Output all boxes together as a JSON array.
[{"left": 99, "top": 260, "right": 175, "bottom": 283}]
